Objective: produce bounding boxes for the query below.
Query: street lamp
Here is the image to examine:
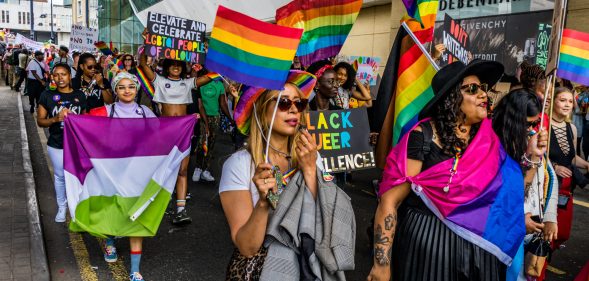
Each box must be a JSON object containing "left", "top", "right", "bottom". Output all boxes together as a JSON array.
[{"left": 50, "top": 0, "right": 54, "bottom": 44}]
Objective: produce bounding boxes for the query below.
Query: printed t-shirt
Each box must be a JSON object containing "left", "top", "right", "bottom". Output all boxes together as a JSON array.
[
  {"left": 39, "top": 89, "right": 87, "bottom": 149},
  {"left": 152, "top": 74, "right": 196, "bottom": 105},
  {"left": 219, "top": 149, "right": 324, "bottom": 206},
  {"left": 199, "top": 80, "right": 225, "bottom": 116}
]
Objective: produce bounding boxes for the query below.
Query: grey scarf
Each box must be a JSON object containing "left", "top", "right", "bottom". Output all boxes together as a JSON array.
[{"left": 260, "top": 169, "right": 356, "bottom": 281}]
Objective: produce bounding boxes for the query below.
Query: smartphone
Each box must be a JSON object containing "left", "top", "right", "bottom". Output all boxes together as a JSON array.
[{"left": 530, "top": 215, "right": 541, "bottom": 223}]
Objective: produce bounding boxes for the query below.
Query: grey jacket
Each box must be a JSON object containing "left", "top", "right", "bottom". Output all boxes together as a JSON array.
[{"left": 260, "top": 169, "right": 356, "bottom": 281}]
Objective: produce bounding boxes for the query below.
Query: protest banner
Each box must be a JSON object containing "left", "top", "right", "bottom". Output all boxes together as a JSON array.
[
  {"left": 545, "top": 0, "right": 567, "bottom": 75},
  {"left": 442, "top": 14, "right": 469, "bottom": 64},
  {"left": 144, "top": 12, "right": 206, "bottom": 64},
  {"left": 306, "top": 108, "right": 375, "bottom": 173},
  {"left": 69, "top": 25, "right": 98, "bottom": 52},
  {"left": 535, "top": 23, "right": 551, "bottom": 69},
  {"left": 350, "top": 56, "right": 380, "bottom": 86},
  {"left": 14, "top": 33, "right": 44, "bottom": 51}
]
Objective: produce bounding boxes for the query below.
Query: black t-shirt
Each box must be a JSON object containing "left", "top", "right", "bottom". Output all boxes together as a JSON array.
[
  {"left": 72, "top": 76, "right": 111, "bottom": 110},
  {"left": 39, "top": 89, "right": 87, "bottom": 149}
]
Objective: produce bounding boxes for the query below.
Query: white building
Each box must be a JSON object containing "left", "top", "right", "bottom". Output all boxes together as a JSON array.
[{"left": 0, "top": 0, "right": 72, "bottom": 45}]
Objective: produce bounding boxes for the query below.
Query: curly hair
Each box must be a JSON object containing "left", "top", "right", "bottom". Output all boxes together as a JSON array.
[
  {"left": 333, "top": 61, "right": 356, "bottom": 90},
  {"left": 432, "top": 83, "right": 481, "bottom": 156},
  {"left": 492, "top": 88, "right": 541, "bottom": 161}
]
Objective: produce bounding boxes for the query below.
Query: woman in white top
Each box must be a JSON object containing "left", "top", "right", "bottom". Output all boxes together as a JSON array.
[{"left": 219, "top": 71, "right": 356, "bottom": 280}]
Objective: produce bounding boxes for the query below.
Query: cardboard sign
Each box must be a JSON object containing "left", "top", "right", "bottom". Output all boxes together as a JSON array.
[
  {"left": 535, "top": 23, "right": 552, "bottom": 70},
  {"left": 69, "top": 25, "right": 98, "bottom": 53},
  {"left": 442, "top": 14, "right": 469, "bottom": 64},
  {"left": 306, "top": 108, "right": 375, "bottom": 172},
  {"left": 145, "top": 12, "right": 206, "bottom": 64},
  {"left": 14, "top": 34, "right": 44, "bottom": 51},
  {"left": 545, "top": 0, "right": 567, "bottom": 75},
  {"left": 350, "top": 56, "right": 380, "bottom": 86}
]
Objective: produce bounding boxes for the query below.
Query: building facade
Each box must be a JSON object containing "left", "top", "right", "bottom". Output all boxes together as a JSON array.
[
  {"left": 0, "top": 0, "right": 72, "bottom": 44},
  {"left": 342, "top": 0, "right": 589, "bottom": 78},
  {"left": 71, "top": 0, "right": 98, "bottom": 28}
]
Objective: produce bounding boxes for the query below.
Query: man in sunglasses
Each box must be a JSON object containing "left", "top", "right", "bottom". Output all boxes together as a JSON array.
[{"left": 72, "top": 53, "right": 114, "bottom": 111}]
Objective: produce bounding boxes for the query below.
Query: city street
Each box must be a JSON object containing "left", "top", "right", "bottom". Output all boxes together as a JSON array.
[{"left": 9, "top": 87, "right": 586, "bottom": 280}]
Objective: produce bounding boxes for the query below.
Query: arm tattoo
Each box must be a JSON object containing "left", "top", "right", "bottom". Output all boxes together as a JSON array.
[
  {"left": 374, "top": 213, "right": 397, "bottom": 266},
  {"left": 384, "top": 214, "right": 396, "bottom": 230}
]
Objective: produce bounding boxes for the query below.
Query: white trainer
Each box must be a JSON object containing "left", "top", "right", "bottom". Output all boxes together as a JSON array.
[
  {"left": 192, "top": 168, "right": 202, "bottom": 182},
  {"left": 201, "top": 170, "right": 215, "bottom": 182},
  {"left": 55, "top": 207, "right": 67, "bottom": 223}
]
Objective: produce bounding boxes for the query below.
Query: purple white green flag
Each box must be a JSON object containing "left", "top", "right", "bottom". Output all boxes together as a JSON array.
[{"left": 63, "top": 115, "right": 195, "bottom": 237}]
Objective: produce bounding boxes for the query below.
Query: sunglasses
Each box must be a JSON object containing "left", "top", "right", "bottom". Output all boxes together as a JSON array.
[
  {"left": 272, "top": 97, "right": 309, "bottom": 112},
  {"left": 85, "top": 65, "right": 96, "bottom": 70},
  {"left": 460, "top": 83, "right": 489, "bottom": 94},
  {"left": 527, "top": 119, "right": 541, "bottom": 128}
]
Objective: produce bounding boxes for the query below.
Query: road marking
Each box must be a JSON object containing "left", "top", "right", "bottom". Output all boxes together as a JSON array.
[
  {"left": 547, "top": 265, "right": 567, "bottom": 275},
  {"left": 95, "top": 237, "right": 129, "bottom": 281},
  {"left": 574, "top": 199, "right": 589, "bottom": 208},
  {"left": 35, "top": 112, "right": 133, "bottom": 280}
]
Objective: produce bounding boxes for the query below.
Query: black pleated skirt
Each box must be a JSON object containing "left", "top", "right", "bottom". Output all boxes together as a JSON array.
[{"left": 391, "top": 207, "right": 506, "bottom": 281}]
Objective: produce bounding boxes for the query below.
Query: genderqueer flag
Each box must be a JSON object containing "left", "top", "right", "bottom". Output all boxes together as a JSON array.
[{"left": 63, "top": 115, "right": 195, "bottom": 237}]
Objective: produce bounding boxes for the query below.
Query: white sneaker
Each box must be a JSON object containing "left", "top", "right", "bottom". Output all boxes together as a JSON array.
[
  {"left": 55, "top": 207, "right": 67, "bottom": 223},
  {"left": 201, "top": 170, "right": 215, "bottom": 182},
  {"left": 192, "top": 168, "right": 202, "bottom": 182}
]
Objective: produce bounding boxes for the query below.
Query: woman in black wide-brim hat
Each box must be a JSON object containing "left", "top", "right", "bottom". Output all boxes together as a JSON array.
[{"left": 367, "top": 60, "right": 541, "bottom": 281}]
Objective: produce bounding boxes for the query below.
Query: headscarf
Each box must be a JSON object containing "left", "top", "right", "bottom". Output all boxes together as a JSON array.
[{"left": 111, "top": 71, "right": 140, "bottom": 90}]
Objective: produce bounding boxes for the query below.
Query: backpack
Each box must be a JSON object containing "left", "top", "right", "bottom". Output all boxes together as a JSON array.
[{"left": 9, "top": 50, "right": 20, "bottom": 66}]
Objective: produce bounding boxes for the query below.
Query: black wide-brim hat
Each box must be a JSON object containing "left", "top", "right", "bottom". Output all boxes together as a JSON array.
[{"left": 419, "top": 59, "right": 504, "bottom": 119}]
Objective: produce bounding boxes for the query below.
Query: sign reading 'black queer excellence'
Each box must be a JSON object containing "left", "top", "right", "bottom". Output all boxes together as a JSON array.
[
  {"left": 145, "top": 12, "right": 206, "bottom": 64},
  {"left": 306, "top": 108, "right": 375, "bottom": 173}
]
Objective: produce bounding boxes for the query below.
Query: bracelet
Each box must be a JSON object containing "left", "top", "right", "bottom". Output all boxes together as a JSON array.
[{"left": 520, "top": 154, "right": 542, "bottom": 169}]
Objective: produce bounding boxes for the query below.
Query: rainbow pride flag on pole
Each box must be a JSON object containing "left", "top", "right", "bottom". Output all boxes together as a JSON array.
[
  {"left": 373, "top": 0, "right": 438, "bottom": 166},
  {"left": 94, "top": 41, "right": 113, "bottom": 56},
  {"left": 206, "top": 5, "right": 303, "bottom": 90},
  {"left": 276, "top": 0, "right": 362, "bottom": 67},
  {"left": 64, "top": 115, "right": 195, "bottom": 237},
  {"left": 557, "top": 29, "right": 589, "bottom": 85}
]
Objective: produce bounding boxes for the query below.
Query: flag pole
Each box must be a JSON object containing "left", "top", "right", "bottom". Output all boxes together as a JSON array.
[{"left": 401, "top": 22, "right": 440, "bottom": 71}]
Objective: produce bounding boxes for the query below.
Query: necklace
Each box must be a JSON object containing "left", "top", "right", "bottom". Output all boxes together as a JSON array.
[
  {"left": 551, "top": 117, "right": 565, "bottom": 123},
  {"left": 269, "top": 144, "right": 291, "bottom": 159}
]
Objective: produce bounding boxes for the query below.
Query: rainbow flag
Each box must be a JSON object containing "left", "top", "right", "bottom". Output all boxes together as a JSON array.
[
  {"left": 402, "top": 0, "right": 438, "bottom": 28},
  {"left": 136, "top": 67, "right": 155, "bottom": 100},
  {"left": 557, "top": 29, "right": 589, "bottom": 85},
  {"left": 206, "top": 5, "right": 303, "bottom": 90},
  {"left": 276, "top": 0, "right": 362, "bottom": 67},
  {"left": 94, "top": 41, "right": 113, "bottom": 56},
  {"left": 115, "top": 58, "right": 124, "bottom": 69},
  {"left": 206, "top": 72, "right": 222, "bottom": 81},
  {"left": 373, "top": 0, "right": 438, "bottom": 166},
  {"left": 379, "top": 119, "right": 525, "bottom": 279}
]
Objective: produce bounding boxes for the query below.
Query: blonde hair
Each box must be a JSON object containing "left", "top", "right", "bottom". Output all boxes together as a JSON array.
[{"left": 247, "top": 83, "right": 307, "bottom": 167}]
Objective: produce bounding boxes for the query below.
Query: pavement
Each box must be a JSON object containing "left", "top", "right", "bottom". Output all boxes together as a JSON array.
[
  {"left": 0, "top": 85, "right": 49, "bottom": 281},
  {"left": 1, "top": 82, "right": 588, "bottom": 280}
]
